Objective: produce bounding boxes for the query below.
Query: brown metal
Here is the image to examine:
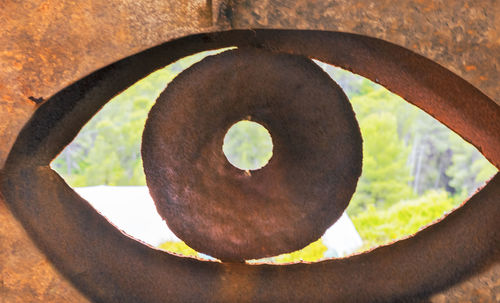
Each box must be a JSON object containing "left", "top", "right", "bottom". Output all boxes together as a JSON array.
[
  {"left": 142, "top": 48, "right": 362, "bottom": 261},
  {"left": 1, "top": 30, "right": 499, "bottom": 302},
  {"left": 1, "top": 1, "right": 499, "bottom": 302}
]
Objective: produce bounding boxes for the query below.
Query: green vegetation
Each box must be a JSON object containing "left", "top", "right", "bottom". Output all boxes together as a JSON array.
[
  {"left": 52, "top": 65, "right": 171, "bottom": 186},
  {"left": 52, "top": 53, "right": 497, "bottom": 261},
  {"left": 158, "top": 241, "right": 199, "bottom": 258},
  {"left": 272, "top": 239, "right": 328, "bottom": 263},
  {"left": 52, "top": 49, "right": 228, "bottom": 187},
  {"left": 159, "top": 238, "right": 328, "bottom": 264},
  {"left": 223, "top": 120, "right": 273, "bottom": 170},
  {"left": 352, "top": 190, "right": 456, "bottom": 250},
  {"left": 348, "top": 110, "right": 414, "bottom": 214}
]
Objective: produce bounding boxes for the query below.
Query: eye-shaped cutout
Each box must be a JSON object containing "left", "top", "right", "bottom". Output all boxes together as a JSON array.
[
  {"left": 1, "top": 30, "right": 499, "bottom": 302},
  {"left": 50, "top": 54, "right": 496, "bottom": 263}
]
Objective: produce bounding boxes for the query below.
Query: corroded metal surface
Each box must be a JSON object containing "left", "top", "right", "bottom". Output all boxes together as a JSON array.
[
  {"left": 1, "top": 0, "right": 499, "bottom": 168},
  {"left": 429, "top": 262, "right": 500, "bottom": 302},
  {"left": 0, "top": 0, "right": 221, "bottom": 169},
  {"left": 0, "top": 0, "right": 499, "bottom": 302},
  {"left": 0, "top": 194, "right": 89, "bottom": 303},
  {"left": 229, "top": 0, "right": 500, "bottom": 104},
  {"left": 142, "top": 48, "right": 362, "bottom": 261},
  {"left": 1, "top": 30, "right": 499, "bottom": 302}
]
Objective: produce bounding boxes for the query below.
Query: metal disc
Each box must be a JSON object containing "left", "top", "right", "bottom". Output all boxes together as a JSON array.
[{"left": 142, "top": 48, "right": 362, "bottom": 261}]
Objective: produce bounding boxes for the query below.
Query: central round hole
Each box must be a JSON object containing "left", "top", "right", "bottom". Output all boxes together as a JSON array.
[{"left": 222, "top": 120, "right": 273, "bottom": 171}]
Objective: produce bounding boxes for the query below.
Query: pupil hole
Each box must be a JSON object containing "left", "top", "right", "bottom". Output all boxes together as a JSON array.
[{"left": 222, "top": 120, "right": 273, "bottom": 171}]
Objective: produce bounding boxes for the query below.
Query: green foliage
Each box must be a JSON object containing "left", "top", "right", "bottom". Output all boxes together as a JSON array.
[
  {"left": 315, "top": 60, "right": 378, "bottom": 99},
  {"left": 222, "top": 121, "right": 273, "bottom": 170},
  {"left": 351, "top": 190, "right": 457, "bottom": 250},
  {"left": 348, "top": 112, "right": 414, "bottom": 214},
  {"left": 446, "top": 132, "right": 497, "bottom": 200},
  {"left": 158, "top": 238, "right": 328, "bottom": 263},
  {"left": 247, "top": 239, "right": 328, "bottom": 264},
  {"left": 272, "top": 239, "right": 328, "bottom": 263},
  {"left": 52, "top": 50, "right": 228, "bottom": 186},
  {"left": 347, "top": 89, "right": 415, "bottom": 215},
  {"left": 158, "top": 241, "right": 199, "bottom": 258},
  {"left": 52, "top": 80, "right": 161, "bottom": 186}
]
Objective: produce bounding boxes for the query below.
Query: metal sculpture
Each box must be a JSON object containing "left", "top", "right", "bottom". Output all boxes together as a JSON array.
[
  {"left": 1, "top": 1, "right": 498, "bottom": 302},
  {"left": 142, "top": 48, "right": 362, "bottom": 261}
]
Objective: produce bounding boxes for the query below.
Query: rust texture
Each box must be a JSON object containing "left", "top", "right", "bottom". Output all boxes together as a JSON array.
[
  {"left": 0, "top": 0, "right": 498, "bottom": 302},
  {"left": 229, "top": 0, "right": 500, "bottom": 104},
  {"left": 1, "top": 30, "right": 499, "bottom": 302},
  {"left": 142, "top": 48, "right": 362, "bottom": 261},
  {"left": 0, "top": 192, "right": 89, "bottom": 303},
  {"left": 0, "top": 0, "right": 219, "bottom": 169},
  {"left": 429, "top": 262, "right": 500, "bottom": 302}
]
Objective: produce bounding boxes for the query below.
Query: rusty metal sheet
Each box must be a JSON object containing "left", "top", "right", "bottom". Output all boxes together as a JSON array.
[
  {"left": 2, "top": 30, "right": 499, "bottom": 302},
  {"left": 229, "top": 0, "right": 500, "bottom": 104},
  {"left": 0, "top": 0, "right": 499, "bottom": 302},
  {"left": 0, "top": 0, "right": 224, "bottom": 168}
]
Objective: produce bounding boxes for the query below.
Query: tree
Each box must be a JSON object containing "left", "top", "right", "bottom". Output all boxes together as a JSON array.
[
  {"left": 348, "top": 111, "right": 414, "bottom": 215},
  {"left": 222, "top": 121, "right": 273, "bottom": 170},
  {"left": 446, "top": 132, "right": 497, "bottom": 200},
  {"left": 52, "top": 50, "right": 230, "bottom": 187},
  {"left": 351, "top": 190, "right": 457, "bottom": 250}
]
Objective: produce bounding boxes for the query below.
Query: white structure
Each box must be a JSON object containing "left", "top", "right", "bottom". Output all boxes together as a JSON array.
[
  {"left": 75, "top": 186, "right": 362, "bottom": 257},
  {"left": 322, "top": 213, "right": 363, "bottom": 257},
  {"left": 75, "top": 186, "right": 180, "bottom": 246}
]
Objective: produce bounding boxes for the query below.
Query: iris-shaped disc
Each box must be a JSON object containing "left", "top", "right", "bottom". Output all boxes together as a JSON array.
[{"left": 142, "top": 48, "right": 362, "bottom": 261}]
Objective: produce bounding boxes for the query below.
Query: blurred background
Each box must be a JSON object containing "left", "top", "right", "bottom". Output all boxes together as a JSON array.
[{"left": 51, "top": 50, "right": 497, "bottom": 263}]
